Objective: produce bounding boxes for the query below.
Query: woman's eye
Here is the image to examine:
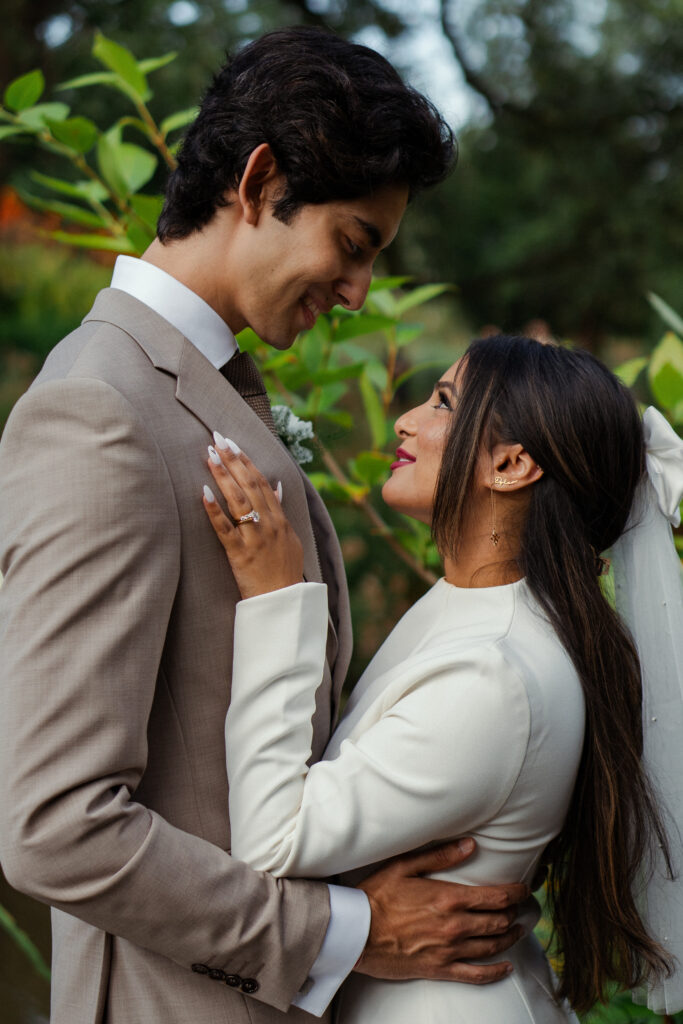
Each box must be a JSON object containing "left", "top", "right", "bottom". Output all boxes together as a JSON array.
[
  {"left": 432, "top": 390, "right": 452, "bottom": 410},
  {"left": 346, "top": 238, "right": 363, "bottom": 258}
]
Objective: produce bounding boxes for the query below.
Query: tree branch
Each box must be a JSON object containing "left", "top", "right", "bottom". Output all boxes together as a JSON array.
[
  {"left": 317, "top": 441, "right": 439, "bottom": 588},
  {"left": 439, "top": 0, "right": 506, "bottom": 114}
]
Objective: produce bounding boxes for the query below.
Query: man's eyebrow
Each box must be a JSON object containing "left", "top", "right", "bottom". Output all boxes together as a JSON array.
[{"left": 352, "top": 216, "right": 382, "bottom": 249}]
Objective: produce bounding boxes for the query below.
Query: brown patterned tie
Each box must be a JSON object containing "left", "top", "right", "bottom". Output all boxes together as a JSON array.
[
  {"left": 223, "top": 353, "right": 329, "bottom": 618},
  {"left": 220, "top": 351, "right": 277, "bottom": 436}
]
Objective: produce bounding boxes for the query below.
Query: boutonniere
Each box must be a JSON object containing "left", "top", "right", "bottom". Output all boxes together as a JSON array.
[{"left": 271, "top": 405, "right": 315, "bottom": 465}]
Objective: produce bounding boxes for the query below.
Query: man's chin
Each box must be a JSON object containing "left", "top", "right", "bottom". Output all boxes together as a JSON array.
[{"left": 256, "top": 326, "right": 298, "bottom": 351}]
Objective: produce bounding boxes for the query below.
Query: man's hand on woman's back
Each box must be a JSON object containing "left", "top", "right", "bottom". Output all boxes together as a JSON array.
[{"left": 355, "top": 838, "right": 529, "bottom": 985}]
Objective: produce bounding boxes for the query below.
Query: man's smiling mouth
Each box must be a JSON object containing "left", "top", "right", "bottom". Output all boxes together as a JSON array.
[{"left": 301, "top": 294, "right": 320, "bottom": 328}]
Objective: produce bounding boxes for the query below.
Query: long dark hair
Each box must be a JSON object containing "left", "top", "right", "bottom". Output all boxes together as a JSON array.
[{"left": 432, "top": 335, "right": 673, "bottom": 1013}]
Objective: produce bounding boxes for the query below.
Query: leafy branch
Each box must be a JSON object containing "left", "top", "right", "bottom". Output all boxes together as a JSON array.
[{"left": 1, "top": 34, "right": 194, "bottom": 254}]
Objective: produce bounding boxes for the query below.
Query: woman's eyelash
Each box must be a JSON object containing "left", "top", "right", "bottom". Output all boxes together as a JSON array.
[
  {"left": 346, "top": 238, "right": 362, "bottom": 257},
  {"left": 433, "top": 390, "right": 452, "bottom": 410}
]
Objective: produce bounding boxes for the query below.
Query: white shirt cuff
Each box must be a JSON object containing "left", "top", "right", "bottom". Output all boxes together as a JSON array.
[{"left": 290, "top": 884, "right": 370, "bottom": 1017}]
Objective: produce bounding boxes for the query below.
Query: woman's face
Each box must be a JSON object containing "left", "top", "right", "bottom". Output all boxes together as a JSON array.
[{"left": 381, "top": 360, "right": 460, "bottom": 523}]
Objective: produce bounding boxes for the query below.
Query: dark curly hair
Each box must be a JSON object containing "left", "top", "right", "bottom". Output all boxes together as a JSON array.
[{"left": 157, "top": 26, "right": 456, "bottom": 241}]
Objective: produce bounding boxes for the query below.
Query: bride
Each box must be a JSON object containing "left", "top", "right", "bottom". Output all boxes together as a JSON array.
[{"left": 202, "top": 333, "right": 683, "bottom": 1021}]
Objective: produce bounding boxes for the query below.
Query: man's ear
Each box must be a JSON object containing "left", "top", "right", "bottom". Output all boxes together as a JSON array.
[
  {"left": 237, "top": 143, "right": 282, "bottom": 226},
  {"left": 490, "top": 442, "right": 544, "bottom": 490}
]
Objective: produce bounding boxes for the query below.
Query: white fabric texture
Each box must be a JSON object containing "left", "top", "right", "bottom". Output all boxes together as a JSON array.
[
  {"left": 227, "top": 577, "right": 585, "bottom": 1022},
  {"left": 111, "top": 255, "right": 238, "bottom": 368},
  {"left": 612, "top": 406, "right": 683, "bottom": 1015},
  {"left": 290, "top": 884, "right": 371, "bottom": 1017}
]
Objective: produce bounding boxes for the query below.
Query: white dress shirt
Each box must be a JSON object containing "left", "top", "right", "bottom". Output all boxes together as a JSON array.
[{"left": 110, "top": 255, "right": 370, "bottom": 1016}]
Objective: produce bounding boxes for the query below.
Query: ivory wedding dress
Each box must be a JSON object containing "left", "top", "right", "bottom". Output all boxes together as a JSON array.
[{"left": 226, "top": 577, "right": 584, "bottom": 1023}]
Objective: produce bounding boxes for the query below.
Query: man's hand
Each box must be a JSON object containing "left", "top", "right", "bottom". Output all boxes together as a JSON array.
[{"left": 354, "top": 838, "right": 528, "bottom": 985}]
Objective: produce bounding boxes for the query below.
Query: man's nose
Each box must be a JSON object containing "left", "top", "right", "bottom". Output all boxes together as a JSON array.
[{"left": 335, "top": 266, "right": 373, "bottom": 311}]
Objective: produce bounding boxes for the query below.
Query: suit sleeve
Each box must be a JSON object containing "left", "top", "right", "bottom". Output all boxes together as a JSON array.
[
  {"left": 0, "top": 378, "right": 330, "bottom": 1012},
  {"left": 227, "top": 582, "right": 532, "bottom": 878}
]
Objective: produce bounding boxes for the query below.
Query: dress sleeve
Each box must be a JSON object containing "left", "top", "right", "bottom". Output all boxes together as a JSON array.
[{"left": 227, "top": 582, "right": 531, "bottom": 878}]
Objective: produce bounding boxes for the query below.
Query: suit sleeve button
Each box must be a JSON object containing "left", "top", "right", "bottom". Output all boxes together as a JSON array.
[
  {"left": 224, "top": 974, "right": 242, "bottom": 987},
  {"left": 208, "top": 969, "right": 226, "bottom": 982},
  {"left": 191, "top": 963, "right": 210, "bottom": 975},
  {"left": 241, "top": 978, "right": 259, "bottom": 994}
]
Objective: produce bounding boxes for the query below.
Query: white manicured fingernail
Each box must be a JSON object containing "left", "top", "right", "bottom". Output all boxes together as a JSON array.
[
  {"left": 213, "top": 430, "right": 229, "bottom": 450},
  {"left": 208, "top": 445, "right": 222, "bottom": 466},
  {"left": 203, "top": 485, "right": 216, "bottom": 503},
  {"left": 276, "top": 481, "right": 283, "bottom": 503},
  {"left": 224, "top": 437, "right": 241, "bottom": 456}
]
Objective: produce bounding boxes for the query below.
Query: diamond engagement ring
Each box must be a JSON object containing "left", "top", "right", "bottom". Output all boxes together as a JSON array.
[{"left": 236, "top": 510, "right": 260, "bottom": 525}]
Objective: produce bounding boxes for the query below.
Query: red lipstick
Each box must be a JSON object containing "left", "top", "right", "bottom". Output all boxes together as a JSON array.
[{"left": 390, "top": 447, "right": 416, "bottom": 471}]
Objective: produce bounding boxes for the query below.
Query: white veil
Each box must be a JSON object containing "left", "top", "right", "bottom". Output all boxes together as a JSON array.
[{"left": 610, "top": 406, "right": 683, "bottom": 1014}]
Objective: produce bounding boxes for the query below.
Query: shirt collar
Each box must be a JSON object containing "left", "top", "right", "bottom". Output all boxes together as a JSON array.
[{"left": 110, "top": 255, "right": 238, "bottom": 369}]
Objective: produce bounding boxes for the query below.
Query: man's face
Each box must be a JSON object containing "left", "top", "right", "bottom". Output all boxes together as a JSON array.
[{"left": 230, "top": 185, "right": 408, "bottom": 349}]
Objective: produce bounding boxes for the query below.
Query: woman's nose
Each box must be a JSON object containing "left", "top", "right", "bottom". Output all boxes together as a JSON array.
[{"left": 394, "top": 407, "right": 418, "bottom": 438}]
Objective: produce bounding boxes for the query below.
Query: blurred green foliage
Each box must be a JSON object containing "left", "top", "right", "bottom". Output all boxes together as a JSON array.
[
  {"left": 2, "top": 0, "right": 683, "bottom": 348},
  {"left": 401, "top": 0, "right": 683, "bottom": 348}
]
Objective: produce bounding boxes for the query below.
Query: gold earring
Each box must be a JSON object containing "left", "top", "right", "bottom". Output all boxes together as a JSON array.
[
  {"left": 490, "top": 487, "right": 500, "bottom": 546},
  {"left": 494, "top": 475, "right": 512, "bottom": 486}
]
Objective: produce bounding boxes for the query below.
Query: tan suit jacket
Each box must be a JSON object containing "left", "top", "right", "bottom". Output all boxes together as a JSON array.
[{"left": 0, "top": 288, "right": 353, "bottom": 1024}]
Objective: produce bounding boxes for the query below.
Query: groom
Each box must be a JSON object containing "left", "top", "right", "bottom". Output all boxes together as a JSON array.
[{"left": 0, "top": 28, "right": 527, "bottom": 1024}]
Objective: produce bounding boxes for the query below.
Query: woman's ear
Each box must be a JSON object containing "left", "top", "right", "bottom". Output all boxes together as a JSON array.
[
  {"left": 236, "top": 143, "right": 282, "bottom": 225},
  {"left": 490, "top": 442, "right": 544, "bottom": 491}
]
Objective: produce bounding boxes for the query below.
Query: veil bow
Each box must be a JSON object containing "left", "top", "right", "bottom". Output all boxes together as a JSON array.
[{"left": 611, "top": 407, "right": 683, "bottom": 1014}]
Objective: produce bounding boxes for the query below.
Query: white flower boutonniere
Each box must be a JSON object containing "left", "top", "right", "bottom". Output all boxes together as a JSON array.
[{"left": 271, "top": 405, "right": 315, "bottom": 466}]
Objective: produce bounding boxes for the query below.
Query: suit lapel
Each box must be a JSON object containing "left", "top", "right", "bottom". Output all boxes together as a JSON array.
[{"left": 84, "top": 289, "right": 323, "bottom": 584}]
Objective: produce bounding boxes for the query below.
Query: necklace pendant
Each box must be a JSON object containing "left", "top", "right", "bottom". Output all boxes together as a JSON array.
[{"left": 491, "top": 529, "right": 500, "bottom": 546}]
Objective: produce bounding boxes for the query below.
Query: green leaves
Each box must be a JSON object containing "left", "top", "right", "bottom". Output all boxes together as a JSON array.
[
  {"left": 394, "top": 283, "right": 453, "bottom": 316},
  {"left": 92, "top": 33, "right": 149, "bottom": 100},
  {"left": 19, "top": 191, "right": 105, "bottom": 228},
  {"left": 16, "top": 102, "right": 69, "bottom": 130},
  {"left": 614, "top": 356, "right": 647, "bottom": 388},
  {"left": 648, "top": 332, "right": 683, "bottom": 413},
  {"left": 3, "top": 69, "right": 44, "bottom": 112},
  {"left": 138, "top": 52, "right": 178, "bottom": 75},
  {"left": 350, "top": 451, "right": 393, "bottom": 486},
  {"left": 41, "top": 230, "right": 137, "bottom": 253},
  {"left": 359, "top": 370, "right": 386, "bottom": 448},
  {"left": 115, "top": 144, "right": 158, "bottom": 193},
  {"left": 58, "top": 35, "right": 179, "bottom": 114},
  {"left": 335, "top": 314, "right": 397, "bottom": 343},
  {"left": 160, "top": 107, "right": 198, "bottom": 136},
  {"left": 58, "top": 72, "right": 122, "bottom": 92},
  {"left": 0, "top": 126, "right": 31, "bottom": 140},
  {"left": 31, "top": 172, "right": 108, "bottom": 203},
  {"left": 369, "top": 275, "right": 413, "bottom": 292},
  {"left": 644, "top": 297, "right": 683, "bottom": 444},
  {"left": 648, "top": 291, "right": 683, "bottom": 338},
  {"left": 0, "top": 37, "right": 180, "bottom": 258},
  {"left": 0, "top": 903, "right": 50, "bottom": 983},
  {"left": 97, "top": 126, "right": 157, "bottom": 196},
  {"left": 46, "top": 116, "right": 98, "bottom": 154},
  {"left": 129, "top": 193, "right": 164, "bottom": 232}
]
